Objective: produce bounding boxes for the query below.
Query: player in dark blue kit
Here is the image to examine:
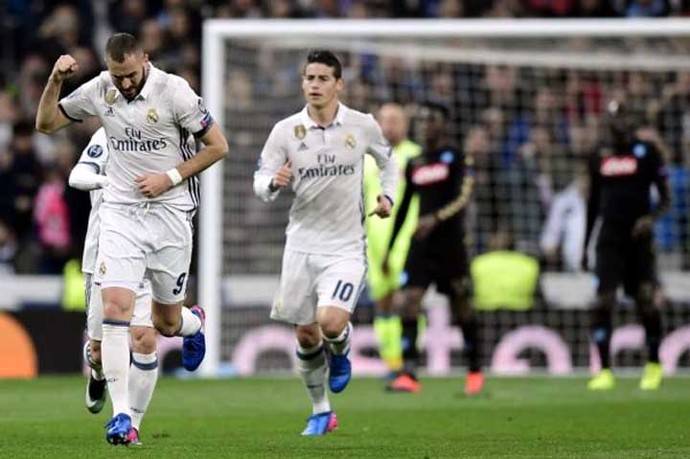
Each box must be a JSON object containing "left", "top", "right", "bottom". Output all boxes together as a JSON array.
[
  {"left": 584, "top": 99, "right": 671, "bottom": 391},
  {"left": 383, "top": 102, "right": 483, "bottom": 395}
]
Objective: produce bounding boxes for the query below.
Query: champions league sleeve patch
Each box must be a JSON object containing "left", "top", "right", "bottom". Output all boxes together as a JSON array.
[{"left": 87, "top": 144, "right": 103, "bottom": 158}]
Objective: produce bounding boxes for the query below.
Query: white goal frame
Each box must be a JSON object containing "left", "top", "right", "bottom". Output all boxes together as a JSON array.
[{"left": 199, "top": 18, "right": 690, "bottom": 377}]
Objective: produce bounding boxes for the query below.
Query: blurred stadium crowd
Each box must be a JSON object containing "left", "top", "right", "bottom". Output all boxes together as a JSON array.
[{"left": 1, "top": 0, "right": 689, "bottom": 277}]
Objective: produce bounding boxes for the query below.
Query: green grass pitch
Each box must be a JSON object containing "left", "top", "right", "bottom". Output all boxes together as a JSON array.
[{"left": 1, "top": 375, "right": 689, "bottom": 458}]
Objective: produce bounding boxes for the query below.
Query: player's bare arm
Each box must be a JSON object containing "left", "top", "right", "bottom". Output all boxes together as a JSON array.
[
  {"left": 35, "top": 54, "right": 78, "bottom": 133},
  {"left": 136, "top": 122, "right": 229, "bottom": 198}
]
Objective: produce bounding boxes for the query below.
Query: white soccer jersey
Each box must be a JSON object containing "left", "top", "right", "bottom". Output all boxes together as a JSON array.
[
  {"left": 79, "top": 128, "right": 109, "bottom": 274},
  {"left": 58, "top": 63, "right": 210, "bottom": 211},
  {"left": 254, "top": 103, "right": 398, "bottom": 255}
]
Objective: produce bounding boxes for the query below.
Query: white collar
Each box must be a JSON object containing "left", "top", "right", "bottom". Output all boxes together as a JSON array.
[
  {"left": 134, "top": 63, "right": 157, "bottom": 101},
  {"left": 300, "top": 102, "right": 347, "bottom": 129}
]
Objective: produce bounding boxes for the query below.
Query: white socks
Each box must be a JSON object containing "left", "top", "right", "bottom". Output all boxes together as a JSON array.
[
  {"left": 129, "top": 352, "right": 159, "bottom": 431},
  {"left": 296, "top": 342, "right": 330, "bottom": 414},
  {"left": 102, "top": 322, "right": 131, "bottom": 416},
  {"left": 323, "top": 322, "right": 352, "bottom": 356},
  {"left": 178, "top": 307, "right": 201, "bottom": 336}
]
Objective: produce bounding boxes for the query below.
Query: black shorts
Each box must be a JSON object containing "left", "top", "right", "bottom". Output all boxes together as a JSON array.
[
  {"left": 595, "top": 226, "right": 656, "bottom": 297},
  {"left": 401, "top": 237, "right": 469, "bottom": 296}
]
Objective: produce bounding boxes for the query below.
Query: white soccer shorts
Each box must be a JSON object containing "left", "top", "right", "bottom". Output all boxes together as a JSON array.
[
  {"left": 85, "top": 273, "right": 153, "bottom": 341},
  {"left": 95, "top": 202, "right": 193, "bottom": 304},
  {"left": 270, "top": 250, "right": 367, "bottom": 325}
]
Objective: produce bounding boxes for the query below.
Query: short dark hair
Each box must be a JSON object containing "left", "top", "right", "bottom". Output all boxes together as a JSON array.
[
  {"left": 304, "top": 49, "right": 342, "bottom": 79},
  {"left": 105, "top": 33, "right": 142, "bottom": 63}
]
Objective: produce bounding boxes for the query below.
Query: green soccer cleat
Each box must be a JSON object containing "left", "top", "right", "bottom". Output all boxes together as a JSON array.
[
  {"left": 587, "top": 369, "right": 615, "bottom": 391},
  {"left": 640, "top": 362, "right": 663, "bottom": 391}
]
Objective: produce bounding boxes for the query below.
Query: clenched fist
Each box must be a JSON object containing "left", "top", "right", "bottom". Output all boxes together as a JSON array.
[
  {"left": 270, "top": 160, "right": 293, "bottom": 190},
  {"left": 51, "top": 55, "right": 79, "bottom": 82}
]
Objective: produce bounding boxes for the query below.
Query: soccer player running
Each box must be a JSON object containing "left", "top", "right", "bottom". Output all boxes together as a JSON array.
[
  {"left": 364, "top": 103, "right": 421, "bottom": 378},
  {"left": 70, "top": 127, "right": 162, "bottom": 445},
  {"left": 35, "top": 33, "right": 229, "bottom": 445},
  {"left": 584, "top": 99, "right": 670, "bottom": 391},
  {"left": 253, "top": 50, "right": 397, "bottom": 436},
  {"left": 383, "top": 102, "right": 484, "bottom": 395}
]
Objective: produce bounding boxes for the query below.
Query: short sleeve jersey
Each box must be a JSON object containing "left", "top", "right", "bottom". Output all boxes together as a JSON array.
[
  {"left": 254, "top": 104, "right": 396, "bottom": 255},
  {"left": 59, "top": 64, "right": 210, "bottom": 211}
]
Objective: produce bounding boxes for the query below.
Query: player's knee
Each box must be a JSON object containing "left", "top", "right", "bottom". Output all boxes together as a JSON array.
[
  {"left": 131, "top": 327, "right": 157, "bottom": 354},
  {"left": 296, "top": 325, "right": 321, "bottom": 348},
  {"left": 320, "top": 320, "right": 347, "bottom": 340},
  {"left": 152, "top": 315, "right": 179, "bottom": 337},
  {"left": 103, "top": 299, "right": 131, "bottom": 320}
]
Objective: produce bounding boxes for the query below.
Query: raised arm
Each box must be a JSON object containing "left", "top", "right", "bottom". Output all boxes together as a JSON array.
[{"left": 35, "top": 55, "right": 78, "bottom": 133}]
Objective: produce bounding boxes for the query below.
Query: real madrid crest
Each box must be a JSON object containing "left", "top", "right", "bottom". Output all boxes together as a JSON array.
[
  {"left": 345, "top": 133, "right": 356, "bottom": 150},
  {"left": 147, "top": 108, "right": 159, "bottom": 123},
  {"left": 105, "top": 89, "right": 118, "bottom": 105},
  {"left": 99, "top": 262, "right": 107, "bottom": 276},
  {"left": 294, "top": 124, "right": 306, "bottom": 140}
]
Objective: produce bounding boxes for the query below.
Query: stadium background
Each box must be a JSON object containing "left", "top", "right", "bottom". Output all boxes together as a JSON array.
[{"left": 1, "top": 1, "right": 690, "bottom": 379}]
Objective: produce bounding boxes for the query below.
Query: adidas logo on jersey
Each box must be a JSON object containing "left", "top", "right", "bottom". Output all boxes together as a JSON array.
[
  {"left": 298, "top": 142, "right": 309, "bottom": 151},
  {"left": 600, "top": 156, "right": 637, "bottom": 177}
]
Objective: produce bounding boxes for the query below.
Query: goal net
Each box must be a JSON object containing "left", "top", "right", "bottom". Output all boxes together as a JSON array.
[{"left": 198, "top": 19, "right": 690, "bottom": 376}]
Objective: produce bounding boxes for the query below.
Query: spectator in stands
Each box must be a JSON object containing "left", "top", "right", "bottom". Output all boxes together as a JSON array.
[
  {"left": 504, "top": 86, "right": 569, "bottom": 166},
  {"left": 0, "top": 219, "right": 17, "bottom": 275},
  {"left": 467, "top": 124, "right": 503, "bottom": 253},
  {"left": 576, "top": 0, "right": 618, "bottom": 16},
  {"left": 9, "top": 121, "right": 42, "bottom": 243},
  {"left": 33, "top": 141, "right": 74, "bottom": 274},
  {"left": 622, "top": 0, "right": 669, "bottom": 17},
  {"left": 0, "top": 90, "right": 18, "bottom": 153},
  {"left": 109, "top": 0, "right": 150, "bottom": 36},
  {"left": 503, "top": 126, "right": 558, "bottom": 254},
  {"left": 541, "top": 169, "right": 588, "bottom": 271},
  {"left": 216, "top": 0, "right": 263, "bottom": 18},
  {"left": 522, "top": 0, "right": 577, "bottom": 17}
]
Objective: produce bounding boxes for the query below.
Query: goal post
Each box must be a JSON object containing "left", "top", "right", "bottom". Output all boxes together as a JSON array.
[{"left": 200, "top": 19, "right": 690, "bottom": 377}]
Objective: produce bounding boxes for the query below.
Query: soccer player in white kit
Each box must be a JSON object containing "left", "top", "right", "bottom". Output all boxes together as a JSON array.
[
  {"left": 35, "top": 33, "right": 228, "bottom": 445},
  {"left": 69, "top": 127, "right": 160, "bottom": 445},
  {"left": 253, "top": 50, "right": 397, "bottom": 436}
]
